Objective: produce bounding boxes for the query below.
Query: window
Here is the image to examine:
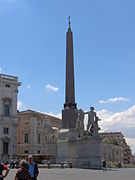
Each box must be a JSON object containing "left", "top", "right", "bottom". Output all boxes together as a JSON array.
[
  {"left": 37, "top": 150, "right": 40, "bottom": 154},
  {"left": 24, "top": 150, "right": 29, "bottom": 154},
  {"left": 4, "top": 128, "right": 9, "bottom": 134},
  {"left": 5, "top": 84, "right": 10, "bottom": 88},
  {"left": 24, "top": 133, "right": 29, "bottom": 143},
  {"left": 4, "top": 105, "right": 9, "bottom": 116},
  {"left": 37, "top": 122, "right": 41, "bottom": 127},
  {"left": 24, "top": 122, "right": 29, "bottom": 126},
  {"left": 3, "top": 142, "right": 8, "bottom": 154},
  {"left": 38, "top": 134, "right": 41, "bottom": 144}
]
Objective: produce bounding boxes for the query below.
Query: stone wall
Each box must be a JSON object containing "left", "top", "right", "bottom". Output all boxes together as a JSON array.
[{"left": 57, "top": 129, "right": 102, "bottom": 169}]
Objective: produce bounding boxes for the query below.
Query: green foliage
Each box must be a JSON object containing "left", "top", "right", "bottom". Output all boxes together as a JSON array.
[
  {"left": 107, "top": 162, "right": 135, "bottom": 168},
  {"left": 102, "top": 138, "right": 119, "bottom": 145},
  {"left": 122, "top": 164, "right": 135, "bottom": 168},
  {"left": 107, "top": 162, "right": 120, "bottom": 168},
  {"left": 106, "top": 161, "right": 112, "bottom": 168}
]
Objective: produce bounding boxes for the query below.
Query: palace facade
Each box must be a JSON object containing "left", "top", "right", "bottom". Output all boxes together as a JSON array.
[
  {"left": 0, "top": 74, "right": 21, "bottom": 162},
  {"left": 17, "top": 110, "right": 61, "bottom": 162}
]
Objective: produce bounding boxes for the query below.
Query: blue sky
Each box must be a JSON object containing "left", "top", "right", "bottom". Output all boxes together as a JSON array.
[{"left": 0, "top": 0, "right": 135, "bottom": 153}]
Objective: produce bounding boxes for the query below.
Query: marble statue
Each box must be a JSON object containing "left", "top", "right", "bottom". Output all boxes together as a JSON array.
[
  {"left": 75, "top": 109, "right": 84, "bottom": 137},
  {"left": 84, "top": 107, "right": 101, "bottom": 138}
]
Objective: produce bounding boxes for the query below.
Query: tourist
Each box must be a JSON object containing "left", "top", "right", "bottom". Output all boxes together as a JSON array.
[
  {"left": 0, "top": 162, "right": 9, "bottom": 180},
  {"left": 14, "top": 159, "right": 31, "bottom": 180},
  {"left": 28, "top": 155, "right": 39, "bottom": 180},
  {"left": 102, "top": 159, "right": 106, "bottom": 172}
]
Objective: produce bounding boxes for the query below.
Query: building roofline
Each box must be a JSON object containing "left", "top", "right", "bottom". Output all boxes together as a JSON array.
[
  {"left": 0, "top": 73, "right": 18, "bottom": 80},
  {"left": 19, "top": 109, "right": 61, "bottom": 120},
  {"left": 0, "top": 73, "right": 21, "bottom": 85}
]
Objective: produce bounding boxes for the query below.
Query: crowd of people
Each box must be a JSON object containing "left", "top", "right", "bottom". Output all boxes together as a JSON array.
[
  {"left": 0, "top": 156, "right": 109, "bottom": 179},
  {"left": 0, "top": 155, "right": 39, "bottom": 180}
]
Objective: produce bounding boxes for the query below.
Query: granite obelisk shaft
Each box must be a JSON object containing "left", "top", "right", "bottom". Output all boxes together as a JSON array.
[
  {"left": 62, "top": 19, "right": 78, "bottom": 129},
  {"left": 65, "top": 27, "right": 76, "bottom": 108}
]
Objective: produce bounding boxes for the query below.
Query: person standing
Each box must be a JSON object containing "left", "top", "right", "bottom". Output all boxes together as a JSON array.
[
  {"left": 14, "top": 159, "right": 31, "bottom": 180},
  {"left": 0, "top": 162, "right": 9, "bottom": 180},
  {"left": 28, "top": 155, "right": 39, "bottom": 180},
  {"left": 102, "top": 159, "right": 107, "bottom": 172}
]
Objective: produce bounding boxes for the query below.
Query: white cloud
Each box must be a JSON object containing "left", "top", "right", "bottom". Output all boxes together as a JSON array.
[
  {"left": 0, "top": 67, "right": 2, "bottom": 73},
  {"left": 97, "top": 105, "right": 135, "bottom": 153},
  {"left": 125, "top": 137, "right": 135, "bottom": 154},
  {"left": 99, "top": 97, "right": 130, "bottom": 104},
  {"left": 26, "top": 85, "right": 31, "bottom": 89},
  {"left": 125, "top": 137, "right": 135, "bottom": 146},
  {"left": 17, "top": 101, "right": 26, "bottom": 111},
  {"left": 37, "top": 111, "right": 62, "bottom": 119},
  {"left": 17, "top": 101, "right": 22, "bottom": 110},
  {"left": 45, "top": 84, "right": 59, "bottom": 92},
  {"left": 98, "top": 105, "right": 135, "bottom": 133}
]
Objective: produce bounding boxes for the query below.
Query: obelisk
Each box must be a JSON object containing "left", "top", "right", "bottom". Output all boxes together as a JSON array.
[{"left": 62, "top": 17, "right": 78, "bottom": 129}]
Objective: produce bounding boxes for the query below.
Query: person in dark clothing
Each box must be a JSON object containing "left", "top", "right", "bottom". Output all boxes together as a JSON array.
[
  {"left": 15, "top": 159, "right": 31, "bottom": 180},
  {"left": 102, "top": 159, "right": 107, "bottom": 172},
  {"left": 0, "top": 162, "right": 9, "bottom": 179},
  {"left": 28, "top": 155, "right": 39, "bottom": 180}
]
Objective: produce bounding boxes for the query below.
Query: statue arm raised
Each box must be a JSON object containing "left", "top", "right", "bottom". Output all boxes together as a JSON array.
[{"left": 84, "top": 111, "right": 89, "bottom": 114}]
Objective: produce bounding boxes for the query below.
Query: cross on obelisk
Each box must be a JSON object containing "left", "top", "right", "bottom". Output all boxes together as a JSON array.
[
  {"left": 62, "top": 17, "right": 78, "bottom": 129},
  {"left": 68, "top": 16, "right": 71, "bottom": 28}
]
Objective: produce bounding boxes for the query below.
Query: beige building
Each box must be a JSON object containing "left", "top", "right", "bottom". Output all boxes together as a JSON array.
[
  {"left": 102, "top": 143, "right": 123, "bottom": 164},
  {"left": 17, "top": 110, "right": 61, "bottom": 162},
  {"left": 100, "top": 132, "right": 131, "bottom": 165},
  {"left": 0, "top": 74, "right": 21, "bottom": 162}
]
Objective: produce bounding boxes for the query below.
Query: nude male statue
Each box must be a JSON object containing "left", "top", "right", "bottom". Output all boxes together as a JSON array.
[{"left": 85, "top": 107, "right": 96, "bottom": 132}]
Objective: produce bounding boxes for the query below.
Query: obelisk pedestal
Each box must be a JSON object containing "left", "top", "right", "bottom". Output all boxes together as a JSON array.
[{"left": 62, "top": 108, "right": 78, "bottom": 129}]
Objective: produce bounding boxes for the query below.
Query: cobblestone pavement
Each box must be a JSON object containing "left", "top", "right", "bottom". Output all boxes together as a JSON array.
[{"left": 5, "top": 168, "right": 135, "bottom": 180}]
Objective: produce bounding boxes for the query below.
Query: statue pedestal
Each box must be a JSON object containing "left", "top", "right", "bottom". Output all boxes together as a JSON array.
[{"left": 56, "top": 129, "right": 102, "bottom": 169}]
